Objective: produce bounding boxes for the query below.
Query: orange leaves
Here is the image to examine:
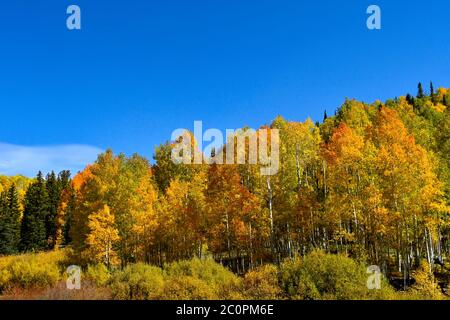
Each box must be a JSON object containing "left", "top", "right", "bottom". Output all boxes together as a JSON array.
[
  {"left": 323, "top": 123, "right": 364, "bottom": 166},
  {"left": 320, "top": 105, "right": 447, "bottom": 255},
  {"left": 205, "top": 164, "right": 264, "bottom": 256},
  {"left": 70, "top": 151, "right": 159, "bottom": 265},
  {"left": 369, "top": 107, "right": 412, "bottom": 147},
  {"left": 72, "top": 165, "right": 93, "bottom": 192},
  {"left": 371, "top": 108, "right": 442, "bottom": 217},
  {"left": 64, "top": 93, "right": 449, "bottom": 269}
]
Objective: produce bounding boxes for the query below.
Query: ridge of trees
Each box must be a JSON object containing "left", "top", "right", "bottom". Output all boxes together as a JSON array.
[{"left": 1, "top": 84, "right": 449, "bottom": 290}]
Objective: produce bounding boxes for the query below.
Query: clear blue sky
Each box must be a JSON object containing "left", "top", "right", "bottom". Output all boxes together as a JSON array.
[{"left": 1, "top": 0, "right": 449, "bottom": 176}]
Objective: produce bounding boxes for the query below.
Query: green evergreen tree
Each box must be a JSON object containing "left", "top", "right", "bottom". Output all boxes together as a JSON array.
[
  {"left": 7, "top": 185, "right": 21, "bottom": 252},
  {"left": 58, "top": 170, "right": 71, "bottom": 190},
  {"left": 0, "top": 185, "right": 22, "bottom": 254},
  {"left": 58, "top": 170, "right": 72, "bottom": 245},
  {"left": 417, "top": 82, "right": 425, "bottom": 98},
  {"left": 20, "top": 172, "right": 49, "bottom": 252},
  {"left": 45, "top": 171, "right": 60, "bottom": 248},
  {"left": 430, "top": 81, "right": 439, "bottom": 103},
  {"left": 406, "top": 93, "right": 414, "bottom": 105},
  {"left": 0, "top": 192, "right": 11, "bottom": 253}
]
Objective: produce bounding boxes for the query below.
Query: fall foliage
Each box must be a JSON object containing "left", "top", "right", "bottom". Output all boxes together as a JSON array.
[{"left": 1, "top": 84, "right": 449, "bottom": 299}]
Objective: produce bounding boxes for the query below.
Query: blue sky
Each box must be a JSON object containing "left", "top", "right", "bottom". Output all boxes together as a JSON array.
[{"left": 0, "top": 0, "right": 449, "bottom": 176}]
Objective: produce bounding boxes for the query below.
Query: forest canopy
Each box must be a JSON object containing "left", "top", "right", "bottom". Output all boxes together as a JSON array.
[{"left": 1, "top": 83, "right": 449, "bottom": 299}]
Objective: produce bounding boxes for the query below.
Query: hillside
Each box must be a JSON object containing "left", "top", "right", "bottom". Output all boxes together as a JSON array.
[{"left": 0, "top": 83, "right": 449, "bottom": 299}]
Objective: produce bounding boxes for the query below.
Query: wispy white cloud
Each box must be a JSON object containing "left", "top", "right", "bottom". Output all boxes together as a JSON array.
[{"left": 0, "top": 143, "right": 103, "bottom": 177}]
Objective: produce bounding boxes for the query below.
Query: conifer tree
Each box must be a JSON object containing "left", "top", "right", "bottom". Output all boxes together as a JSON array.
[
  {"left": 58, "top": 170, "right": 71, "bottom": 190},
  {"left": 0, "top": 192, "right": 9, "bottom": 253},
  {"left": 6, "top": 185, "right": 21, "bottom": 253},
  {"left": 0, "top": 186, "right": 20, "bottom": 254},
  {"left": 20, "top": 172, "right": 49, "bottom": 252},
  {"left": 417, "top": 82, "right": 425, "bottom": 98},
  {"left": 46, "top": 171, "right": 60, "bottom": 248},
  {"left": 406, "top": 93, "right": 416, "bottom": 106}
]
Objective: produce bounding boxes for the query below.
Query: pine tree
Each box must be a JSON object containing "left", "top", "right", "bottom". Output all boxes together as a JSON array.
[
  {"left": 323, "top": 110, "right": 328, "bottom": 122},
  {"left": 0, "top": 192, "right": 11, "bottom": 254},
  {"left": 417, "top": 82, "right": 425, "bottom": 98},
  {"left": 430, "top": 81, "right": 438, "bottom": 103},
  {"left": 7, "top": 185, "right": 21, "bottom": 252},
  {"left": 45, "top": 171, "right": 60, "bottom": 248},
  {"left": 58, "top": 170, "right": 71, "bottom": 190},
  {"left": 20, "top": 172, "right": 49, "bottom": 252},
  {"left": 406, "top": 94, "right": 414, "bottom": 105},
  {"left": 0, "top": 185, "right": 21, "bottom": 254}
]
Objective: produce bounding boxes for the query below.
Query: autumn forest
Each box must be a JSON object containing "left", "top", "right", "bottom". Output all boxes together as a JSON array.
[{"left": 0, "top": 83, "right": 449, "bottom": 300}]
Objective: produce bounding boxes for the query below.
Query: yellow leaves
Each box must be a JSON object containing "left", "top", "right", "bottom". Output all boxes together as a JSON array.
[
  {"left": 408, "top": 260, "right": 444, "bottom": 300},
  {"left": 370, "top": 107, "right": 411, "bottom": 147},
  {"left": 333, "top": 229, "right": 355, "bottom": 243},
  {"left": 437, "top": 87, "right": 448, "bottom": 96},
  {"left": 373, "top": 208, "right": 389, "bottom": 236},
  {"left": 430, "top": 201, "right": 450, "bottom": 215},
  {"left": 320, "top": 103, "right": 447, "bottom": 253},
  {"left": 65, "top": 96, "right": 448, "bottom": 272},
  {"left": 0, "top": 175, "right": 32, "bottom": 211},
  {"left": 70, "top": 151, "right": 160, "bottom": 264},
  {"left": 337, "top": 99, "right": 371, "bottom": 135},
  {"left": 432, "top": 103, "right": 446, "bottom": 113},
  {"left": 370, "top": 108, "right": 443, "bottom": 217},
  {"left": 243, "top": 264, "right": 282, "bottom": 299},
  {"left": 205, "top": 165, "right": 264, "bottom": 255},
  {"left": 85, "top": 205, "right": 120, "bottom": 266},
  {"left": 130, "top": 176, "right": 158, "bottom": 240}
]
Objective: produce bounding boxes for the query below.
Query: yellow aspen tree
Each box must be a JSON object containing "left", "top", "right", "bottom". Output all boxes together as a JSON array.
[{"left": 85, "top": 204, "right": 120, "bottom": 267}]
